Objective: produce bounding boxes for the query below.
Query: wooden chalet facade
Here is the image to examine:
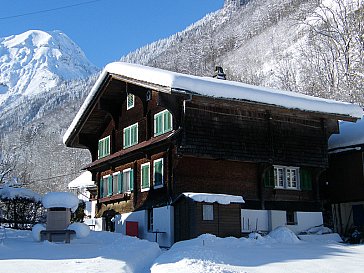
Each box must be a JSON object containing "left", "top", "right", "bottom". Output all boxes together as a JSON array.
[
  {"left": 64, "top": 62, "right": 362, "bottom": 246},
  {"left": 325, "top": 118, "right": 364, "bottom": 236}
]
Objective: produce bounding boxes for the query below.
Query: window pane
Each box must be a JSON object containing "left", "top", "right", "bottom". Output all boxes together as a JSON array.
[
  {"left": 123, "top": 171, "right": 129, "bottom": 192},
  {"left": 154, "top": 159, "right": 163, "bottom": 186},
  {"left": 203, "top": 204, "right": 214, "bottom": 221}
]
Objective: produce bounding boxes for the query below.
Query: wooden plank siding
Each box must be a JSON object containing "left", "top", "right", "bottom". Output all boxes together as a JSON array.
[
  {"left": 328, "top": 151, "right": 364, "bottom": 203},
  {"left": 180, "top": 99, "right": 330, "bottom": 168},
  {"left": 174, "top": 198, "right": 242, "bottom": 242}
]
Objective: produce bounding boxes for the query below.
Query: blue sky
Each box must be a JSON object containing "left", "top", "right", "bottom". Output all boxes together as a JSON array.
[{"left": 0, "top": 0, "right": 224, "bottom": 68}]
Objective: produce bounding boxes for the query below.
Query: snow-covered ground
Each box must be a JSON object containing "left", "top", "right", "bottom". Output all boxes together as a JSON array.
[{"left": 1, "top": 228, "right": 364, "bottom": 273}]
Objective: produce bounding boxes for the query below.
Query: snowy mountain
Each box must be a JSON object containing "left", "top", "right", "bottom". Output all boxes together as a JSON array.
[
  {"left": 0, "top": 30, "right": 98, "bottom": 107},
  {"left": 121, "top": 0, "right": 364, "bottom": 105}
]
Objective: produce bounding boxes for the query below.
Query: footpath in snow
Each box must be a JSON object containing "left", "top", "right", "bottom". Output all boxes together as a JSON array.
[{"left": 1, "top": 227, "right": 364, "bottom": 273}]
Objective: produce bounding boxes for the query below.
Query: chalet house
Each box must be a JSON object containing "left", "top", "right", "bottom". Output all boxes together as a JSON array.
[
  {"left": 326, "top": 117, "right": 364, "bottom": 236},
  {"left": 63, "top": 62, "right": 362, "bottom": 247}
]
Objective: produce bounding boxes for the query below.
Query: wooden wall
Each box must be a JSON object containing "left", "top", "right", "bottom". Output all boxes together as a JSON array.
[
  {"left": 328, "top": 151, "right": 364, "bottom": 203},
  {"left": 174, "top": 198, "right": 242, "bottom": 242},
  {"left": 180, "top": 98, "right": 330, "bottom": 168}
]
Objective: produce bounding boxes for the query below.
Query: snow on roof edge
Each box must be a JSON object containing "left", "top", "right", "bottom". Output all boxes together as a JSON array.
[
  {"left": 63, "top": 62, "right": 363, "bottom": 145},
  {"left": 182, "top": 192, "right": 245, "bottom": 204},
  {"left": 329, "top": 116, "right": 364, "bottom": 150}
]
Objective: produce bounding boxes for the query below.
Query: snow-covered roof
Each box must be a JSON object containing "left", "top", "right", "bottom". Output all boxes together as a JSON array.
[
  {"left": 68, "top": 171, "right": 94, "bottom": 189},
  {"left": 42, "top": 192, "right": 79, "bottom": 212},
  {"left": 329, "top": 116, "right": 364, "bottom": 151},
  {"left": 63, "top": 62, "right": 363, "bottom": 145},
  {"left": 0, "top": 186, "right": 41, "bottom": 201},
  {"left": 181, "top": 192, "right": 245, "bottom": 204}
]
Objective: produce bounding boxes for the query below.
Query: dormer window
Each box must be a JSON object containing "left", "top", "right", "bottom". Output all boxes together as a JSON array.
[
  {"left": 98, "top": 136, "right": 110, "bottom": 159},
  {"left": 154, "top": 110, "right": 172, "bottom": 136},
  {"left": 123, "top": 123, "right": 138, "bottom": 148},
  {"left": 127, "top": 94, "right": 134, "bottom": 110}
]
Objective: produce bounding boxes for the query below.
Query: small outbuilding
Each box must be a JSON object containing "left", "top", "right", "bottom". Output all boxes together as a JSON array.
[{"left": 173, "top": 193, "right": 245, "bottom": 242}]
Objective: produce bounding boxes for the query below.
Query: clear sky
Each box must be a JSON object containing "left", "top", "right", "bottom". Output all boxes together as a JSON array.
[{"left": 0, "top": 0, "right": 224, "bottom": 68}]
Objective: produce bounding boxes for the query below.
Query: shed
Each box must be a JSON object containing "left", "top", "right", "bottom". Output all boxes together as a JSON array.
[{"left": 173, "top": 193, "right": 244, "bottom": 242}]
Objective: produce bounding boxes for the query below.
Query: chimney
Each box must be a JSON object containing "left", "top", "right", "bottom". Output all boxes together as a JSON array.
[{"left": 213, "top": 66, "right": 226, "bottom": 80}]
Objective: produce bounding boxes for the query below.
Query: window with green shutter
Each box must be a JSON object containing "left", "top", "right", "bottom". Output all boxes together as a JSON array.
[
  {"left": 300, "top": 168, "right": 312, "bottom": 190},
  {"left": 127, "top": 94, "right": 134, "bottom": 110},
  {"left": 153, "top": 158, "right": 164, "bottom": 188},
  {"left": 141, "top": 162, "right": 150, "bottom": 191},
  {"left": 123, "top": 123, "right": 138, "bottom": 148},
  {"left": 154, "top": 110, "right": 173, "bottom": 136},
  {"left": 98, "top": 136, "right": 110, "bottom": 159}
]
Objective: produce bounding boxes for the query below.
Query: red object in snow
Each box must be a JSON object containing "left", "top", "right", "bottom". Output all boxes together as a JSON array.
[{"left": 126, "top": 221, "right": 138, "bottom": 237}]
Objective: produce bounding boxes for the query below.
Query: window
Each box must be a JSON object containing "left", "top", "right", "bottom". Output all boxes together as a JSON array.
[
  {"left": 100, "top": 175, "right": 111, "bottom": 198},
  {"left": 273, "top": 166, "right": 300, "bottom": 190},
  {"left": 202, "top": 204, "right": 214, "bottom": 221},
  {"left": 141, "top": 162, "right": 150, "bottom": 192},
  {"left": 123, "top": 123, "right": 138, "bottom": 148},
  {"left": 154, "top": 110, "right": 173, "bottom": 136},
  {"left": 112, "top": 172, "right": 122, "bottom": 194},
  {"left": 98, "top": 136, "right": 110, "bottom": 159},
  {"left": 127, "top": 94, "right": 134, "bottom": 110},
  {"left": 286, "top": 211, "right": 297, "bottom": 225},
  {"left": 148, "top": 208, "right": 153, "bottom": 232},
  {"left": 123, "top": 168, "right": 134, "bottom": 192},
  {"left": 153, "top": 158, "right": 164, "bottom": 188}
]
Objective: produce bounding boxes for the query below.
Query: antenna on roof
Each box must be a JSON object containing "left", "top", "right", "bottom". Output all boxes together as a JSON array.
[{"left": 213, "top": 66, "right": 226, "bottom": 80}]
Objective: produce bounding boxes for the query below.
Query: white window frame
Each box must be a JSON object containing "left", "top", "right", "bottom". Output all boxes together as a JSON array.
[
  {"left": 123, "top": 168, "right": 133, "bottom": 193},
  {"left": 273, "top": 165, "right": 300, "bottom": 190},
  {"left": 123, "top": 123, "right": 138, "bottom": 149},
  {"left": 98, "top": 135, "right": 110, "bottom": 159},
  {"left": 127, "top": 93, "right": 134, "bottom": 110},
  {"left": 141, "top": 162, "right": 150, "bottom": 192},
  {"left": 154, "top": 109, "right": 173, "bottom": 136},
  {"left": 153, "top": 158, "right": 164, "bottom": 189}
]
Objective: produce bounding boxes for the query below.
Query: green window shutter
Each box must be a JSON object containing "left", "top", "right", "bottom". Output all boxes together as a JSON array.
[
  {"left": 118, "top": 172, "right": 123, "bottom": 193},
  {"left": 164, "top": 110, "right": 172, "bottom": 132},
  {"left": 105, "top": 136, "right": 110, "bottom": 156},
  {"left": 155, "top": 113, "right": 163, "bottom": 136},
  {"left": 98, "top": 141, "right": 101, "bottom": 158},
  {"left": 131, "top": 124, "right": 138, "bottom": 145},
  {"left": 130, "top": 169, "right": 134, "bottom": 191},
  {"left": 300, "top": 168, "right": 312, "bottom": 190},
  {"left": 142, "top": 164, "right": 150, "bottom": 189},
  {"left": 124, "top": 127, "right": 130, "bottom": 148},
  {"left": 154, "top": 159, "right": 163, "bottom": 186},
  {"left": 108, "top": 176, "right": 113, "bottom": 196},
  {"left": 99, "top": 179, "right": 103, "bottom": 198},
  {"left": 264, "top": 167, "right": 275, "bottom": 188}
]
